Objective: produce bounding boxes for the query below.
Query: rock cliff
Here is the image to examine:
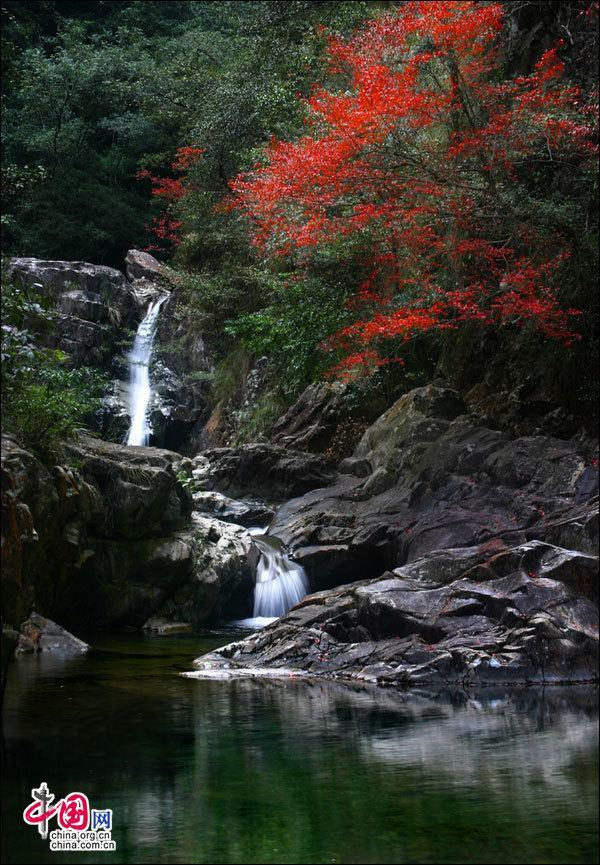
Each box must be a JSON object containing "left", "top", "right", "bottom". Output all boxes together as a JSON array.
[{"left": 191, "top": 384, "right": 599, "bottom": 685}]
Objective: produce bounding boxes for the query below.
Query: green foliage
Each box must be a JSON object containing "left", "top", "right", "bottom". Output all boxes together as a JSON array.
[
  {"left": 175, "top": 467, "right": 195, "bottom": 491},
  {"left": 211, "top": 344, "right": 253, "bottom": 407},
  {"left": 1, "top": 282, "right": 107, "bottom": 458},
  {"left": 173, "top": 262, "right": 275, "bottom": 333},
  {"left": 229, "top": 391, "right": 287, "bottom": 445},
  {"left": 1, "top": 5, "right": 194, "bottom": 264},
  {"left": 226, "top": 274, "right": 353, "bottom": 398},
  {"left": 2, "top": 1, "right": 596, "bottom": 434}
]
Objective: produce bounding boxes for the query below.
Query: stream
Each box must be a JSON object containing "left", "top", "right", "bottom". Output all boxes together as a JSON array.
[{"left": 2, "top": 632, "right": 598, "bottom": 864}]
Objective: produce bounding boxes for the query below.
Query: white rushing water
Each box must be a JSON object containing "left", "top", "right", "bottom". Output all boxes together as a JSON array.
[
  {"left": 126, "top": 295, "right": 167, "bottom": 447},
  {"left": 233, "top": 535, "right": 310, "bottom": 629}
]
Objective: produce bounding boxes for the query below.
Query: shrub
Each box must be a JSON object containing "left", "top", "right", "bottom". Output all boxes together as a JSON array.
[{"left": 1, "top": 281, "right": 107, "bottom": 459}]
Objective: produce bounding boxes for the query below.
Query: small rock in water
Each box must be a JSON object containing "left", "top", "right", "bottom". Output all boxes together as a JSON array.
[
  {"left": 142, "top": 618, "right": 193, "bottom": 635},
  {"left": 16, "top": 613, "right": 89, "bottom": 654}
]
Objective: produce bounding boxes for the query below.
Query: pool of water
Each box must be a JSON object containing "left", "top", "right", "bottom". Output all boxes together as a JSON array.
[{"left": 2, "top": 632, "right": 598, "bottom": 864}]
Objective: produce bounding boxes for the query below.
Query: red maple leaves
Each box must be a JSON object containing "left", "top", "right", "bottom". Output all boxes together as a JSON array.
[
  {"left": 227, "top": 1, "right": 597, "bottom": 379},
  {"left": 136, "top": 146, "right": 204, "bottom": 252}
]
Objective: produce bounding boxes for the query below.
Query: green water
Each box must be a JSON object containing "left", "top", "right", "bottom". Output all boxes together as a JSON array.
[{"left": 2, "top": 632, "right": 598, "bottom": 865}]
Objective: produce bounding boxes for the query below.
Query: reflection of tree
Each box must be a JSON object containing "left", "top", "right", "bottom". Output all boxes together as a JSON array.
[
  {"left": 3, "top": 645, "right": 598, "bottom": 864},
  {"left": 164, "top": 680, "right": 599, "bottom": 864}
]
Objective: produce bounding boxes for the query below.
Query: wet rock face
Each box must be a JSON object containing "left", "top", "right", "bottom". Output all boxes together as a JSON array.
[
  {"left": 158, "top": 514, "right": 258, "bottom": 628},
  {"left": 1, "top": 434, "right": 190, "bottom": 629},
  {"left": 6, "top": 257, "right": 140, "bottom": 370},
  {"left": 189, "top": 383, "right": 598, "bottom": 686},
  {"left": 192, "top": 490, "right": 274, "bottom": 528},
  {"left": 193, "top": 539, "right": 599, "bottom": 686},
  {"left": 270, "top": 381, "right": 384, "bottom": 458},
  {"left": 6, "top": 257, "right": 129, "bottom": 295},
  {"left": 267, "top": 384, "right": 598, "bottom": 590},
  {"left": 1, "top": 434, "right": 262, "bottom": 632},
  {"left": 192, "top": 444, "right": 337, "bottom": 501},
  {"left": 63, "top": 436, "right": 193, "bottom": 541},
  {"left": 271, "top": 382, "right": 350, "bottom": 452},
  {"left": 149, "top": 283, "right": 214, "bottom": 452}
]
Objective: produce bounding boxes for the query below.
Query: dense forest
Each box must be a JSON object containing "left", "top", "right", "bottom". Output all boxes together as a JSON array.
[{"left": 2, "top": 0, "right": 598, "bottom": 450}]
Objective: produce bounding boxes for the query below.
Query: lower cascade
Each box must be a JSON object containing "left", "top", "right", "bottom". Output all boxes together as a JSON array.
[
  {"left": 247, "top": 534, "right": 310, "bottom": 624},
  {"left": 126, "top": 295, "right": 167, "bottom": 447}
]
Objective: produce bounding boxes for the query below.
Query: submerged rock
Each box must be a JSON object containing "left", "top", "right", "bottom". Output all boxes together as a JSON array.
[
  {"left": 16, "top": 612, "right": 89, "bottom": 654},
  {"left": 142, "top": 618, "right": 193, "bottom": 635}
]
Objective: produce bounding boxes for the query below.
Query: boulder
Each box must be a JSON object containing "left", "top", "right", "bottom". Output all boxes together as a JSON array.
[
  {"left": 154, "top": 514, "right": 258, "bottom": 627},
  {"left": 63, "top": 435, "right": 193, "bottom": 540},
  {"left": 271, "top": 382, "right": 350, "bottom": 452},
  {"left": 192, "top": 443, "right": 336, "bottom": 501},
  {"left": 192, "top": 490, "right": 274, "bottom": 527},
  {"left": 125, "top": 249, "right": 164, "bottom": 282},
  {"left": 16, "top": 612, "right": 89, "bottom": 654},
  {"left": 268, "top": 384, "right": 598, "bottom": 589},
  {"left": 192, "top": 539, "right": 598, "bottom": 686}
]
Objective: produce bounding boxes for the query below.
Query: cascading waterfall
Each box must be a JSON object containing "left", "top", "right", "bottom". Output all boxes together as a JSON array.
[
  {"left": 254, "top": 536, "right": 310, "bottom": 618},
  {"left": 234, "top": 532, "right": 310, "bottom": 628},
  {"left": 125, "top": 295, "right": 167, "bottom": 447}
]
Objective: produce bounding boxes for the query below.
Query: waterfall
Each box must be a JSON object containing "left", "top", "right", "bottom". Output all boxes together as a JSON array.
[
  {"left": 254, "top": 536, "right": 310, "bottom": 617},
  {"left": 125, "top": 295, "right": 167, "bottom": 447},
  {"left": 233, "top": 534, "right": 310, "bottom": 628}
]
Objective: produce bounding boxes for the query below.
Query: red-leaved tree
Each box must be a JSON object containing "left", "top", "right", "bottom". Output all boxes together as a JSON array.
[
  {"left": 136, "top": 146, "right": 204, "bottom": 253},
  {"left": 229, "top": 1, "right": 597, "bottom": 378}
]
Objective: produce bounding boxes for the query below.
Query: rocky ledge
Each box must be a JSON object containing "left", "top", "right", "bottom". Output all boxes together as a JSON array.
[
  {"left": 268, "top": 384, "right": 598, "bottom": 589},
  {"left": 191, "top": 382, "right": 598, "bottom": 686},
  {"left": 1, "top": 434, "right": 257, "bottom": 633},
  {"left": 192, "top": 536, "right": 598, "bottom": 686},
  {"left": 191, "top": 443, "right": 336, "bottom": 501},
  {"left": 16, "top": 612, "right": 89, "bottom": 654}
]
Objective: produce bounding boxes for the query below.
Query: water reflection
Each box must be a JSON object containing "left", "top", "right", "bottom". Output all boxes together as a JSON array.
[{"left": 2, "top": 634, "right": 598, "bottom": 864}]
